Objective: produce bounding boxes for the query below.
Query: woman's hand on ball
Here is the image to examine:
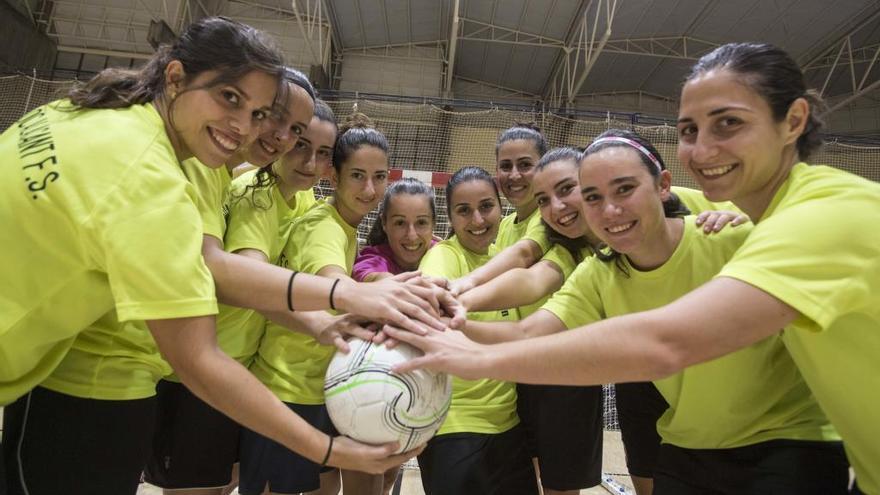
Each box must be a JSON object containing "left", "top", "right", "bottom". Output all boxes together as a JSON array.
[
  {"left": 315, "top": 315, "right": 382, "bottom": 352},
  {"left": 384, "top": 326, "right": 489, "bottom": 380},
  {"left": 336, "top": 276, "right": 445, "bottom": 333}
]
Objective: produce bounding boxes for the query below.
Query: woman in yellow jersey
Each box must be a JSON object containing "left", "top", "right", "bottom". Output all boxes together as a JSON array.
[
  {"left": 449, "top": 123, "right": 550, "bottom": 298},
  {"left": 353, "top": 177, "right": 439, "bottom": 494},
  {"left": 459, "top": 145, "right": 740, "bottom": 495},
  {"left": 389, "top": 44, "right": 880, "bottom": 493},
  {"left": 143, "top": 100, "right": 341, "bottom": 495},
  {"left": 26, "top": 67, "right": 317, "bottom": 495},
  {"left": 415, "top": 167, "right": 537, "bottom": 495},
  {"left": 459, "top": 147, "right": 631, "bottom": 495},
  {"left": 456, "top": 131, "right": 849, "bottom": 494},
  {"left": 241, "top": 115, "right": 394, "bottom": 495},
  {"left": 0, "top": 18, "right": 424, "bottom": 495}
]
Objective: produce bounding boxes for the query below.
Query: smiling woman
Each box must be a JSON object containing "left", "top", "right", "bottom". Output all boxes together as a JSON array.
[
  {"left": 386, "top": 42, "right": 880, "bottom": 495},
  {"left": 414, "top": 166, "right": 539, "bottom": 495},
  {"left": 355, "top": 178, "right": 438, "bottom": 282},
  {"left": 0, "top": 17, "right": 437, "bottom": 495}
]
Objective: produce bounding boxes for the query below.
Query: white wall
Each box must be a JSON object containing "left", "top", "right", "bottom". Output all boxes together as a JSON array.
[{"left": 339, "top": 54, "right": 442, "bottom": 97}]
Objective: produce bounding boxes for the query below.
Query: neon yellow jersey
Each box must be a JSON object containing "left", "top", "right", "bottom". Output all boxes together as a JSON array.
[
  {"left": 543, "top": 216, "right": 837, "bottom": 449},
  {"left": 42, "top": 151, "right": 232, "bottom": 398},
  {"left": 495, "top": 208, "right": 551, "bottom": 254},
  {"left": 420, "top": 236, "right": 519, "bottom": 435},
  {"left": 40, "top": 309, "right": 173, "bottom": 400},
  {"left": 216, "top": 170, "right": 319, "bottom": 366},
  {"left": 250, "top": 200, "right": 357, "bottom": 404},
  {"left": 0, "top": 101, "right": 217, "bottom": 405},
  {"left": 181, "top": 158, "right": 231, "bottom": 241},
  {"left": 518, "top": 243, "right": 592, "bottom": 318},
  {"left": 672, "top": 185, "right": 741, "bottom": 214},
  {"left": 718, "top": 163, "right": 880, "bottom": 492}
]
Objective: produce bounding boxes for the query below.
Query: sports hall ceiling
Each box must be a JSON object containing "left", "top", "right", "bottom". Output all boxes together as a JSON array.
[{"left": 8, "top": 0, "right": 880, "bottom": 122}]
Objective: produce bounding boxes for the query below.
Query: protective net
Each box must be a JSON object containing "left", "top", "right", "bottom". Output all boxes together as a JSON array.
[{"left": 4, "top": 73, "right": 880, "bottom": 437}]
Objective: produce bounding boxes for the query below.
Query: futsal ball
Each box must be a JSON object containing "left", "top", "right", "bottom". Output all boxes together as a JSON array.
[{"left": 324, "top": 337, "right": 452, "bottom": 453}]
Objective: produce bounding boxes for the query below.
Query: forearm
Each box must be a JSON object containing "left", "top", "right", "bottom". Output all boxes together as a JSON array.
[
  {"left": 262, "top": 309, "right": 333, "bottom": 339},
  {"left": 462, "top": 263, "right": 561, "bottom": 312},
  {"left": 462, "top": 319, "right": 524, "bottom": 344},
  {"left": 464, "top": 309, "right": 566, "bottom": 344},
  {"left": 150, "top": 318, "right": 328, "bottom": 462},
  {"left": 363, "top": 272, "right": 393, "bottom": 282},
  {"left": 462, "top": 240, "right": 542, "bottom": 288},
  {"left": 485, "top": 310, "right": 680, "bottom": 385},
  {"left": 204, "top": 240, "right": 341, "bottom": 313},
  {"left": 479, "top": 278, "right": 790, "bottom": 385}
]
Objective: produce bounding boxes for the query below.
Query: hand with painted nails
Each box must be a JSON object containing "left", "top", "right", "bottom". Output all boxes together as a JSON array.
[{"left": 695, "top": 209, "right": 750, "bottom": 234}]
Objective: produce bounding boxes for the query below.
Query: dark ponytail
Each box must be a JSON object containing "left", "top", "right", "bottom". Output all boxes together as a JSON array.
[
  {"left": 686, "top": 42, "right": 825, "bottom": 160},
  {"left": 495, "top": 122, "right": 547, "bottom": 158},
  {"left": 68, "top": 17, "right": 283, "bottom": 109},
  {"left": 332, "top": 113, "right": 388, "bottom": 173}
]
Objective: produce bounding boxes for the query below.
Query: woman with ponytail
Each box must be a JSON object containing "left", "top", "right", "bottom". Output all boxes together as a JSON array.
[
  {"left": 389, "top": 42, "right": 880, "bottom": 494},
  {"left": 0, "top": 18, "right": 427, "bottom": 495}
]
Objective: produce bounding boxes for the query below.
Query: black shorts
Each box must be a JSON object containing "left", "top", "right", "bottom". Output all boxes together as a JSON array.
[
  {"left": 143, "top": 379, "right": 241, "bottom": 489},
  {"left": 615, "top": 381, "right": 667, "bottom": 477},
  {"left": 2, "top": 386, "right": 155, "bottom": 495},
  {"left": 417, "top": 424, "right": 539, "bottom": 495},
  {"left": 1, "top": 430, "right": 7, "bottom": 495},
  {"left": 238, "top": 402, "right": 337, "bottom": 495},
  {"left": 516, "top": 383, "right": 603, "bottom": 490},
  {"left": 653, "top": 439, "right": 850, "bottom": 495}
]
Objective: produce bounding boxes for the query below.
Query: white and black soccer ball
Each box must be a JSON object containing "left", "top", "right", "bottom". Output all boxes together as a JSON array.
[{"left": 324, "top": 337, "right": 452, "bottom": 453}]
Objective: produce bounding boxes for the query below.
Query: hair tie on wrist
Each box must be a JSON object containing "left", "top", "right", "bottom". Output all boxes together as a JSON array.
[
  {"left": 287, "top": 271, "right": 299, "bottom": 312},
  {"left": 329, "top": 278, "right": 341, "bottom": 311},
  {"left": 320, "top": 435, "right": 334, "bottom": 467}
]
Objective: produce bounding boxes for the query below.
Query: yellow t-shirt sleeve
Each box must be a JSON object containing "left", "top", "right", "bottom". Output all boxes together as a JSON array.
[
  {"left": 522, "top": 210, "right": 552, "bottom": 254},
  {"left": 224, "top": 177, "right": 277, "bottom": 259},
  {"left": 93, "top": 169, "right": 218, "bottom": 322},
  {"left": 289, "top": 188, "right": 318, "bottom": 220},
  {"left": 419, "top": 243, "right": 463, "bottom": 280},
  {"left": 180, "top": 158, "right": 230, "bottom": 241},
  {"left": 718, "top": 199, "right": 876, "bottom": 331},
  {"left": 541, "top": 257, "right": 604, "bottom": 329},
  {"left": 290, "top": 213, "right": 350, "bottom": 275},
  {"left": 540, "top": 243, "right": 579, "bottom": 280},
  {"left": 672, "top": 186, "right": 741, "bottom": 214}
]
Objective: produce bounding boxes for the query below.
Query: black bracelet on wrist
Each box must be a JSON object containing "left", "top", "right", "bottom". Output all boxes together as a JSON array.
[
  {"left": 287, "top": 271, "right": 299, "bottom": 312},
  {"left": 320, "top": 435, "right": 334, "bottom": 467},
  {"left": 329, "top": 278, "right": 341, "bottom": 311}
]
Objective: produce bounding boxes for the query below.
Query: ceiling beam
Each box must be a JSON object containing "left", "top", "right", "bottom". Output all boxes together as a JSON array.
[
  {"left": 453, "top": 75, "right": 538, "bottom": 98},
  {"left": 804, "top": 43, "right": 880, "bottom": 70},
  {"left": 290, "top": 0, "right": 324, "bottom": 68},
  {"left": 457, "top": 16, "right": 566, "bottom": 48},
  {"left": 799, "top": 4, "right": 880, "bottom": 68},
  {"left": 57, "top": 45, "right": 152, "bottom": 59},
  {"left": 567, "top": 0, "right": 617, "bottom": 105},
  {"left": 824, "top": 78, "right": 880, "bottom": 115},
  {"left": 540, "top": 0, "right": 589, "bottom": 99},
  {"left": 444, "top": 0, "right": 460, "bottom": 97}
]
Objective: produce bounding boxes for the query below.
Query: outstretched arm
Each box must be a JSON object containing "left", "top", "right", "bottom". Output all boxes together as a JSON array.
[
  {"left": 449, "top": 238, "right": 544, "bottom": 295},
  {"left": 460, "top": 260, "right": 563, "bottom": 312},
  {"left": 389, "top": 277, "right": 797, "bottom": 385},
  {"left": 463, "top": 309, "right": 567, "bottom": 344},
  {"left": 201, "top": 236, "right": 445, "bottom": 333},
  {"left": 148, "top": 316, "right": 419, "bottom": 473}
]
